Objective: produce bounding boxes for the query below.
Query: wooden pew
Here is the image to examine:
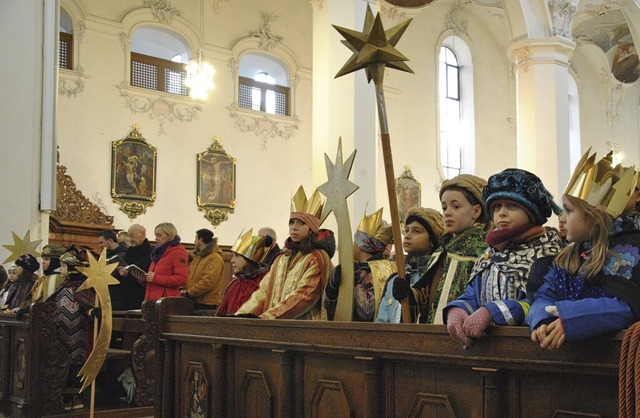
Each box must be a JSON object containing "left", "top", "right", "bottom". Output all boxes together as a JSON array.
[
  {"left": 153, "top": 297, "right": 622, "bottom": 418},
  {"left": 0, "top": 302, "right": 153, "bottom": 418}
]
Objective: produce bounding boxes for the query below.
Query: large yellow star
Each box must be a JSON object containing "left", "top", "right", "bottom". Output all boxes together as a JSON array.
[
  {"left": 76, "top": 249, "right": 119, "bottom": 392},
  {"left": 317, "top": 138, "right": 359, "bottom": 224},
  {"left": 2, "top": 230, "right": 42, "bottom": 264},
  {"left": 334, "top": 5, "right": 413, "bottom": 84}
]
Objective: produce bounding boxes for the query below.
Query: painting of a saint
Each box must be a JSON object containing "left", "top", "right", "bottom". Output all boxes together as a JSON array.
[{"left": 112, "top": 129, "right": 156, "bottom": 200}]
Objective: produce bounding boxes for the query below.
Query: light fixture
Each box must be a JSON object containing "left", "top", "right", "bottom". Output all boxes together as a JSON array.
[{"left": 185, "top": 52, "right": 215, "bottom": 100}]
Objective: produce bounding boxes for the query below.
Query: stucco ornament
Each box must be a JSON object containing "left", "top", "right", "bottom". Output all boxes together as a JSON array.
[
  {"left": 548, "top": 0, "right": 578, "bottom": 38},
  {"left": 250, "top": 11, "right": 283, "bottom": 51},
  {"left": 142, "top": 0, "right": 181, "bottom": 24}
]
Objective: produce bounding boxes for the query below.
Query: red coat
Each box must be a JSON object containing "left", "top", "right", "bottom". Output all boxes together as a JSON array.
[{"left": 145, "top": 244, "right": 189, "bottom": 300}]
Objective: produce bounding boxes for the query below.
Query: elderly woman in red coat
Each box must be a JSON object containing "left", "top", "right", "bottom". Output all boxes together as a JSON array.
[{"left": 136, "top": 222, "right": 189, "bottom": 300}]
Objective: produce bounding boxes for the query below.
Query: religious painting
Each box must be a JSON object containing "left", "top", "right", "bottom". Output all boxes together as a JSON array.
[
  {"left": 197, "top": 136, "right": 236, "bottom": 226},
  {"left": 111, "top": 126, "right": 157, "bottom": 219},
  {"left": 184, "top": 362, "right": 208, "bottom": 418},
  {"left": 395, "top": 167, "right": 421, "bottom": 224},
  {"left": 573, "top": 10, "right": 639, "bottom": 83}
]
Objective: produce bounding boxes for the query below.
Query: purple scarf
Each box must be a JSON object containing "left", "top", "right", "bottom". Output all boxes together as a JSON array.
[{"left": 150, "top": 235, "right": 181, "bottom": 264}]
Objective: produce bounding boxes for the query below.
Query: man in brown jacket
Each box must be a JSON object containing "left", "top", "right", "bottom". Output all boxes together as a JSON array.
[{"left": 181, "top": 229, "right": 226, "bottom": 310}]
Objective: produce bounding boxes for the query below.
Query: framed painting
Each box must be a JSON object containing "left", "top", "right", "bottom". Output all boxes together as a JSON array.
[
  {"left": 395, "top": 166, "right": 421, "bottom": 224},
  {"left": 184, "top": 362, "right": 208, "bottom": 418},
  {"left": 197, "top": 136, "right": 236, "bottom": 226},
  {"left": 111, "top": 126, "right": 157, "bottom": 219}
]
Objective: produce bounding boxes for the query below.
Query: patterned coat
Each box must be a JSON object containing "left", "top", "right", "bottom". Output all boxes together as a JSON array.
[
  {"left": 445, "top": 227, "right": 562, "bottom": 326},
  {"left": 412, "top": 224, "right": 488, "bottom": 324},
  {"left": 527, "top": 213, "right": 640, "bottom": 340}
]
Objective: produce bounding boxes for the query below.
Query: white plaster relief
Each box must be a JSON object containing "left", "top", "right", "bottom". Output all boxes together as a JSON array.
[
  {"left": 75, "top": 20, "right": 86, "bottom": 43},
  {"left": 118, "top": 85, "right": 201, "bottom": 136},
  {"left": 548, "top": 0, "right": 577, "bottom": 38},
  {"left": 59, "top": 69, "right": 88, "bottom": 98},
  {"left": 250, "top": 11, "right": 283, "bottom": 51},
  {"left": 143, "top": 0, "right": 181, "bottom": 24},
  {"left": 228, "top": 108, "right": 298, "bottom": 149},
  {"left": 213, "top": 0, "right": 230, "bottom": 13},
  {"left": 511, "top": 46, "right": 532, "bottom": 74},
  {"left": 445, "top": 2, "right": 470, "bottom": 38},
  {"left": 380, "top": 5, "right": 408, "bottom": 21},
  {"left": 120, "top": 32, "right": 130, "bottom": 52}
]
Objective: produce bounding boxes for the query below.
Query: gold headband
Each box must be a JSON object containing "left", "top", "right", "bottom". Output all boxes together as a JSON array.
[{"left": 564, "top": 149, "right": 638, "bottom": 218}]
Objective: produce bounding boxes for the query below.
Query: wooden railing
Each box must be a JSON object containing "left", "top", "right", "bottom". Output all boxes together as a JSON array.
[
  {"left": 0, "top": 302, "right": 152, "bottom": 418},
  {"left": 153, "top": 297, "right": 622, "bottom": 418}
]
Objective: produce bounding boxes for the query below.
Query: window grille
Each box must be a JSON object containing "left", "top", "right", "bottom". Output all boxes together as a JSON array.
[
  {"left": 59, "top": 32, "right": 73, "bottom": 70},
  {"left": 131, "top": 52, "right": 187, "bottom": 95},
  {"left": 238, "top": 76, "right": 289, "bottom": 116}
]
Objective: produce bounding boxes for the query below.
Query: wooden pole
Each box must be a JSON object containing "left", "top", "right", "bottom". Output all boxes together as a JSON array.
[{"left": 374, "top": 78, "right": 411, "bottom": 324}]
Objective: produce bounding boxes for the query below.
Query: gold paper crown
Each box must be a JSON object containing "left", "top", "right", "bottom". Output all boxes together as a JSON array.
[
  {"left": 564, "top": 149, "right": 638, "bottom": 218},
  {"left": 230, "top": 229, "right": 268, "bottom": 264},
  {"left": 357, "top": 208, "right": 393, "bottom": 244},
  {"left": 290, "top": 185, "right": 324, "bottom": 218}
]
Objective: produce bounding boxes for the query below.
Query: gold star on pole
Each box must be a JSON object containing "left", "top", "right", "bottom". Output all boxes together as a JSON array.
[
  {"left": 317, "top": 137, "right": 359, "bottom": 224},
  {"left": 334, "top": 5, "right": 413, "bottom": 84},
  {"left": 317, "top": 138, "right": 358, "bottom": 321},
  {"left": 2, "top": 230, "right": 42, "bottom": 264},
  {"left": 75, "top": 248, "right": 119, "bottom": 392}
]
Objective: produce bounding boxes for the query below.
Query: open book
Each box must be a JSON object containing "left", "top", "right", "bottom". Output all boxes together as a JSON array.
[{"left": 106, "top": 255, "right": 147, "bottom": 275}]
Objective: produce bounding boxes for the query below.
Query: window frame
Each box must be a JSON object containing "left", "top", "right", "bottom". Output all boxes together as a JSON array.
[
  {"left": 238, "top": 75, "right": 290, "bottom": 116},
  {"left": 59, "top": 31, "right": 73, "bottom": 70},
  {"left": 130, "top": 51, "right": 188, "bottom": 96}
]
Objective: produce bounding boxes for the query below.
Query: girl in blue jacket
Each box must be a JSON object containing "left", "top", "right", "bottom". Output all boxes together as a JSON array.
[{"left": 528, "top": 153, "right": 640, "bottom": 349}]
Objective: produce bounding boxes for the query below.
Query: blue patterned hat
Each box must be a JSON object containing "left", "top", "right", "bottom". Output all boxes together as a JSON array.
[{"left": 483, "top": 168, "right": 561, "bottom": 225}]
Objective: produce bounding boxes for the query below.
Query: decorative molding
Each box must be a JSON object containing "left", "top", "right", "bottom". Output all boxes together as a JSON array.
[
  {"left": 309, "top": 0, "right": 325, "bottom": 9},
  {"left": 548, "top": 0, "right": 577, "bottom": 38},
  {"left": 228, "top": 106, "right": 299, "bottom": 149},
  {"left": 579, "top": 1, "right": 617, "bottom": 18},
  {"left": 120, "top": 32, "right": 130, "bottom": 51},
  {"left": 212, "top": 0, "right": 230, "bottom": 13},
  {"left": 142, "top": 0, "right": 181, "bottom": 24},
  {"left": 380, "top": 5, "right": 409, "bottom": 21},
  {"left": 75, "top": 20, "right": 86, "bottom": 43},
  {"left": 510, "top": 46, "right": 532, "bottom": 74},
  {"left": 58, "top": 69, "right": 88, "bottom": 98},
  {"left": 444, "top": 2, "right": 470, "bottom": 38},
  {"left": 250, "top": 11, "right": 283, "bottom": 51},
  {"left": 53, "top": 164, "right": 115, "bottom": 226},
  {"left": 118, "top": 84, "right": 202, "bottom": 136}
]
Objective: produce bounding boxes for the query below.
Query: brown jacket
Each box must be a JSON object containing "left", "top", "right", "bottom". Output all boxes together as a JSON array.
[{"left": 186, "top": 241, "right": 226, "bottom": 306}]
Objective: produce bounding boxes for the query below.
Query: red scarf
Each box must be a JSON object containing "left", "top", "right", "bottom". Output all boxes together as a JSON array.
[{"left": 486, "top": 224, "right": 545, "bottom": 251}]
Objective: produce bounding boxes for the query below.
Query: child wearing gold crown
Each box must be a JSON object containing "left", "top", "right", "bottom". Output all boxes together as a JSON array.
[
  {"left": 528, "top": 151, "right": 640, "bottom": 348},
  {"left": 324, "top": 208, "right": 396, "bottom": 321},
  {"left": 235, "top": 186, "right": 336, "bottom": 319},
  {"left": 216, "top": 229, "right": 274, "bottom": 316}
]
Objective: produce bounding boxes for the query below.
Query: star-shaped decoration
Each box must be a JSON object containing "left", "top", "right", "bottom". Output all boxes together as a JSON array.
[
  {"left": 2, "top": 230, "right": 42, "bottom": 264},
  {"left": 317, "top": 137, "right": 359, "bottom": 224},
  {"left": 75, "top": 248, "right": 119, "bottom": 392},
  {"left": 334, "top": 5, "right": 413, "bottom": 84}
]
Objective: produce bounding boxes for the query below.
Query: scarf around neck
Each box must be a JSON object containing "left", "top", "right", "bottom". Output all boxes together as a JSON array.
[
  {"left": 486, "top": 224, "right": 544, "bottom": 251},
  {"left": 151, "top": 235, "right": 181, "bottom": 263}
]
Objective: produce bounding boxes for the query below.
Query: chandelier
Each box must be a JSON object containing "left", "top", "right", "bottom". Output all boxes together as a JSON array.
[{"left": 185, "top": 54, "right": 215, "bottom": 100}]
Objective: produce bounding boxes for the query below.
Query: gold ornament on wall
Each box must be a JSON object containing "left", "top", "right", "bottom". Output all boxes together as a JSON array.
[
  {"left": 197, "top": 136, "right": 236, "bottom": 227},
  {"left": 111, "top": 125, "right": 157, "bottom": 219}
]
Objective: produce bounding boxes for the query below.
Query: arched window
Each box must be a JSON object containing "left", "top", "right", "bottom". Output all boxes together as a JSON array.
[
  {"left": 59, "top": 8, "right": 73, "bottom": 70},
  {"left": 238, "top": 53, "right": 290, "bottom": 116},
  {"left": 130, "top": 26, "right": 190, "bottom": 95},
  {"left": 438, "top": 36, "right": 475, "bottom": 179}
]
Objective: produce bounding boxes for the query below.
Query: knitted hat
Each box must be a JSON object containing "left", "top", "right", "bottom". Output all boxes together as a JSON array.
[
  {"left": 15, "top": 254, "right": 40, "bottom": 273},
  {"left": 483, "top": 168, "right": 561, "bottom": 225},
  {"left": 404, "top": 207, "right": 446, "bottom": 244},
  {"left": 41, "top": 244, "right": 66, "bottom": 259},
  {"left": 439, "top": 174, "right": 487, "bottom": 206}
]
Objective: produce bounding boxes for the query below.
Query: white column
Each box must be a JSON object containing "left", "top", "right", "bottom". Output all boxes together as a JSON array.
[
  {"left": 508, "top": 37, "right": 575, "bottom": 201},
  {"left": 0, "top": 1, "right": 49, "bottom": 253},
  {"left": 312, "top": 0, "right": 378, "bottom": 228}
]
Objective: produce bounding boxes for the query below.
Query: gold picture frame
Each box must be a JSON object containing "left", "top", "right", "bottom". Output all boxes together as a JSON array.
[
  {"left": 197, "top": 136, "right": 236, "bottom": 226},
  {"left": 395, "top": 166, "right": 421, "bottom": 224},
  {"left": 111, "top": 126, "right": 157, "bottom": 219}
]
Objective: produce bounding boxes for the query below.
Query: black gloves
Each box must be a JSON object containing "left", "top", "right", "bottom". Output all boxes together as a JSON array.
[
  {"left": 89, "top": 307, "right": 102, "bottom": 320},
  {"left": 325, "top": 265, "right": 342, "bottom": 300},
  {"left": 392, "top": 275, "right": 415, "bottom": 304}
]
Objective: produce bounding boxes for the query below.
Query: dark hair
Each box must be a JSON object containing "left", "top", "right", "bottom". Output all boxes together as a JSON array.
[
  {"left": 445, "top": 185, "right": 490, "bottom": 225},
  {"left": 99, "top": 230, "right": 118, "bottom": 242},
  {"left": 196, "top": 228, "right": 214, "bottom": 244}
]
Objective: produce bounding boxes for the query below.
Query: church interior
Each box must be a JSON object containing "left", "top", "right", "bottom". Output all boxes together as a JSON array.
[{"left": 1, "top": 0, "right": 640, "bottom": 417}]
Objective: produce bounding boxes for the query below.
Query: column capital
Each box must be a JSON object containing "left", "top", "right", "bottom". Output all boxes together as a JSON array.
[{"left": 508, "top": 37, "right": 576, "bottom": 70}]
